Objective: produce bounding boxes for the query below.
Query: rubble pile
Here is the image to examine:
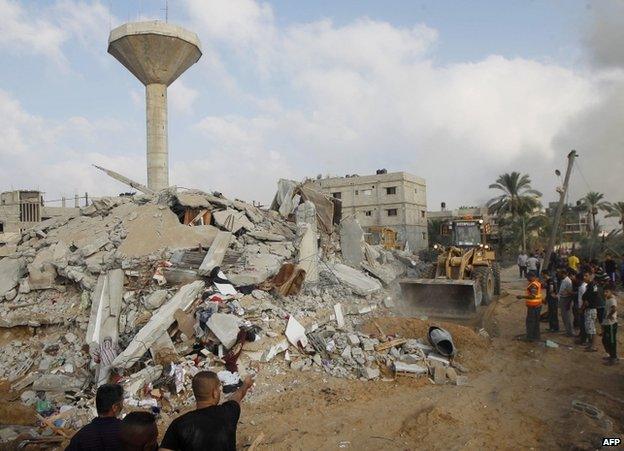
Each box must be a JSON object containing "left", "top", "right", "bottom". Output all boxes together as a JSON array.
[{"left": 0, "top": 184, "right": 436, "bottom": 441}]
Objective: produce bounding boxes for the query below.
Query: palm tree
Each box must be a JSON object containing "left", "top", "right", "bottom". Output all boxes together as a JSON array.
[
  {"left": 606, "top": 201, "right": 624, "bottom": 234},
  {"left": 488, "top": 172, "right": 542, "bottom": 252},
  {"left": 487, "top": 172, "right": 542, "bottom": 217},
  {"left": 579, "top": 191, "right": 610, "bottom": 232}
]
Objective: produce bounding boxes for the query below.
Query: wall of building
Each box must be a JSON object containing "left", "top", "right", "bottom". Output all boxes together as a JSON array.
[{"left": 310, "top": 172, "right": 428, "bottom": 251}]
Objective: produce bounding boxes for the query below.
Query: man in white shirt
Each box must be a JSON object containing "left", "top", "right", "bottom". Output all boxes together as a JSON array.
[
  {"left": 601, "top": 285, "right": 618, "bottom": 365},
  {"left": 526, "top": 254, "right": 539, "bottom": 278},
  {"left": 557, "top": 269, "right": 575, "bottom": 337},
  {"left": 576, "top": 273, "right": 588, "bottom": 345},
  {"left": 517, "top": 252, "right": 528, "bottom": 279}
]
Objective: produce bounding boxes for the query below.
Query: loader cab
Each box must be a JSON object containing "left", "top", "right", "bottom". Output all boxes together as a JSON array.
[{"left": 440, "top": 220, "right": 484, "bottom": 248}]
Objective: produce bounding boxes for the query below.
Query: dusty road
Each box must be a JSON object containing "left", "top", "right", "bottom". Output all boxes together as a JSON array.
[{"left": 237, "top": 267, "right": 624, "bottom": 450}]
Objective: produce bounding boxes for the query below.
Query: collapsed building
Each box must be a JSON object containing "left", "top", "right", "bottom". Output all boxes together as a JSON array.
[{"left": 0, "top": 181, "right": 472, "bottom": 445}]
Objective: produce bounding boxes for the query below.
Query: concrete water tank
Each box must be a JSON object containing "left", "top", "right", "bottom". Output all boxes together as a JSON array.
[{"left": 108, "top": 21, "right": 202, "bottom": 191}]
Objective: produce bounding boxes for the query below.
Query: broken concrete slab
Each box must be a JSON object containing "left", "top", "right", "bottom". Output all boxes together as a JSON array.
[
  {"left": 225, "top": 253, "right": 282, "bottom": 286},
  {"left": 326, "top": 263, "right": 382, "bottom": 296},
  {"left": 213, "top": 209, "right": 254, "bottom": 234},
  {"left": 207, "top": 313, "right": 241, "bottom": 349},
  {"left": 143, "top": 290, "right": 168, "bottom": 310},
  {"left": 394, "top": 362, "right": 428, "bottom": 374},
  {"left": 198, "top": 231, "right": 232, "bottom": 276},
  {"left": 86, "top": 269, "right": 124, "bottom": 347},
  {"left": 248, "top": 230, "right": 286, "bottom": 242},
  {"left": 340, "top": 218, "right": 364, "bottom": 266},
  {"left": 297, "top": 223, "right": 318, "bottom": 282},
  {"left": 334, "top": 303, "right": 345, "bottom": 328},
  {"left": 273, "top": 179, "right": 298, "bottom": 218},
  {"left": 0, "top": 257, "right": 26, "bottom": 297},
  {"left": 112, "top": 281, "right": 205, "bottom": 369},
  {"left": 118, "top": 204, "right": 218, "bottom": 258},
  {"left": 433, "top": 364, "right": 446, "bottom": 384},
  {"left": 361, "top": 366, "right": 380, "bottom": 380},
  {"left": 261, "top": 339, "right": 289, "bottom": 362},
  {"left": 79, "top": 234, "right": 110, "bottom": 258},
  {"left": 32, "top": 374, "right": 84, "bottom": 392},
  {"left": 361, "top": 262, "right": 396, "bottom": 286},
  {"left": 124, "top": 365, "right": 163, "bottom": 397},
  {"left": 150, "top": 331, "right": 177, "bottom": 365},
  {"left": 285, "top": 316, "right": 308, "bottom": 348},
  {"left": 244, "top": 204, "right": 263, "bottom": 223}
]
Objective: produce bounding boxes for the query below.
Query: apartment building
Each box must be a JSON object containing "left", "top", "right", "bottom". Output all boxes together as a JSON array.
[{"left": 310, "top": 170, "right": 428, "bottom": 251}]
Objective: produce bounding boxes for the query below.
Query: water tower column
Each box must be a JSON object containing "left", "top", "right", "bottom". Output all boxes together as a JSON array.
[{"left": 146, "top": 83, "right": 168, "bottom": 191}]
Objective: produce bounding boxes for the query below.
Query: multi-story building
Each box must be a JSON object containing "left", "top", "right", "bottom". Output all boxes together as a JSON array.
[{"left": 310, "top": 170, "right": 428, "bottom": 251}]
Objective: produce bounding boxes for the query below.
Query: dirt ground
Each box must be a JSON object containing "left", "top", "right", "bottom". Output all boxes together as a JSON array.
[
  {"left": 2, "top": 266, "right": 622, "bottom": 450},
  {"left": 236, "top": 267, "right": 624, "bottom": 450}
]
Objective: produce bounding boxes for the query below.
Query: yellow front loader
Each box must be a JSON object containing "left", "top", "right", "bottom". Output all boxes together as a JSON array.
[{"left": 399, "top": 219, "right": 500, "bottom": 318}]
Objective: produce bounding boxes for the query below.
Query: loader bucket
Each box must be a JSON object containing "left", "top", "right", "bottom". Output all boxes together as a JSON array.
[{"left": 398, "top": 278, "right": 482, "bottom": 319}]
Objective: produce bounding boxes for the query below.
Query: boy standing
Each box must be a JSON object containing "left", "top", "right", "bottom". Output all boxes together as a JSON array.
[{"left": 602, "top": 285, "right": 619, "bottom": 365}]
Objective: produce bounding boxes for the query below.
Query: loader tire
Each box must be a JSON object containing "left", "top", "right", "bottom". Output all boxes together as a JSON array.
[
  {"left": 473, "top": 267, "right": 495, "bottom": 306},
  {"left": 492, "top": 262, "right": 501, "bottom": 295}
]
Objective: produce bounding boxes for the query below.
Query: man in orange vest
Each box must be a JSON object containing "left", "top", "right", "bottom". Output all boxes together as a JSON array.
[{"left": 517, "top": 272, "right": 543, "bottom": 341}]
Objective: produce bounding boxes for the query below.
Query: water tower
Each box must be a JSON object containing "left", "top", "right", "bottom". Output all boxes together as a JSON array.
[{"left": 108, "top": 21, "right": 202, "bottom": 191}]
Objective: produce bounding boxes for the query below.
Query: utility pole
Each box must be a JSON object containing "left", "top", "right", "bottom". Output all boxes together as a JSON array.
[{"left": 544, "top": 150, "right": 577, "bottom": 270}]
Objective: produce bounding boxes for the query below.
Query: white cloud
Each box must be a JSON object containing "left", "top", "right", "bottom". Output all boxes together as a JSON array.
[
  {"left": 0, "top": 88, "right": 144, "bottom": 199},
  {"left": 0, "top": 0, "right": 67, "bottom": 64},
  {"left": 169, "top": 80, "right": 199, "bottom": 114},
  {"left": 185, "top": 0, "right": 613, "bottom": 209},
  {"left": 0, "top": 0, "right": 115, "bottom": 67}
]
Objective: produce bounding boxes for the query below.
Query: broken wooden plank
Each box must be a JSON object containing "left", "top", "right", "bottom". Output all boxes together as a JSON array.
[
  {"left": 375, "top": 338, "right": 408, "bottom": 352},
  {"left": 198, "top": 231, "right": 232, "bottom": 276}
]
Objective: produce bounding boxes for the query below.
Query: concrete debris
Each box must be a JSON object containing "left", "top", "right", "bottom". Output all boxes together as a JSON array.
[
  {"left": 86, "top": 269, "right": 124, "bottom": 346},
  {"left": 0, "top": 183, "right": 436, "bottom": 425},
  {"left": 213, "top": 209, "right": 254, "bottom": 234},
  {"left": 32, "top": 374, "right": 84, "bottom": 392},
  {"left": 143, "top": 289, "right": 169, "bottom": 310},
  {"left": 296, "top": 223, "right": 318, "bottom": 282},
  {"left": 285, "top": 316, "right": 308, "bottom": 348},
  {"left": 339, "top": 218, "right": 364, "bottom": 266},
  {"left": 112, "top": 281, "right": 205, "bottom": 369},
  {"left": 326, "top": 263, "right": 382, "bottom": 296},
  {"left": 207, "top": 313, "right": 242, "bottom": 349},
  {"left": 0, "top": 257, "right": 26, "bottom": 298},
  {"left": 394, "top": 362, "right": 428, "bottom": 374},
  {"left": 247, "top": 230, "right": 286, "bottom": 242}
]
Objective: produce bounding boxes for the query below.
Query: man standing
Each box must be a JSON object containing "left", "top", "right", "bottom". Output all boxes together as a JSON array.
[
  {"left": 526, "top": 253, "right": 539, "bottom": 279},
  {"left": 568, "top": 253, "right": 580, "bottom": 272},
  {"left": 541, "top": 269, "right": 559, "bottom": 332},
  {"left": 604, "top": 255, "right": 617, "bottom": 284},
  {"left": 66, "top": 384, "right": 124, "bottom": 450},
  {"left": 558, "top": 269, "right": 576, "bottom": 337},
  {"left": 601, "top": 285, "right": 619, "bottom": 365},
  {"left": 576, "top": 272, "right": 588, "bottom": 345},
  {"left": 160, "top": 372, "right": 254, "bottom": 451},
  {"left": 120, "top": 411, "right": 159, "bottom": 451},
  {"left": 517, "top": 272, "right": 542, "bottom": 341},
  {"left": 582, "top": 271, "right": 600, "bottom": 352},
  {"left": 518, "top": 251, "right": 528, "bottom": 279}
]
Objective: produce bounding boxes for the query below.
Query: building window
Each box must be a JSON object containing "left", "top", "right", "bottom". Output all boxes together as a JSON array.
[
  {"left": 421, "top": 210, "right": 426, "bottom": 218},
  {"left": 414, "top": 188, "right": 418, "bottom": 194},
  {"left": 385, "top": 186, "right": 397, "bottom": 195},
  {"left": 355, "top": 190, "right": 359, "bottom": 195},
  {"left": 362, "top": 189, "right": 372, "bottom": 196},
  {"left": 331, "top": 192, "right": 341, "bottom": 199},
  {"left": 387, "top": 209, "right": 398, "bottom": 216},
  {"left": 365, "top": 211, "right": 372, "bottom": 216},
  {"left": 421, "top": 232, "right": 426, "bottom": 240},
  {"left": 0, "top": 222, "right": 3, "bottom": 233}
]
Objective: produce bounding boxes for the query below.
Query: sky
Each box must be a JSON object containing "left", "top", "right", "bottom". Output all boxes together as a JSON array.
[{"left": 1, "top": 0, "right": 623, "bottom": 226}]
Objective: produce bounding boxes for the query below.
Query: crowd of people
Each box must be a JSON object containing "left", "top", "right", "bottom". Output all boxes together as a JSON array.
[
  {"left": 517, "top": 250, "right": 620, "bottom": 365},
  {"left": 66, "top": 371, "right": 254, "bottom": 451}
]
